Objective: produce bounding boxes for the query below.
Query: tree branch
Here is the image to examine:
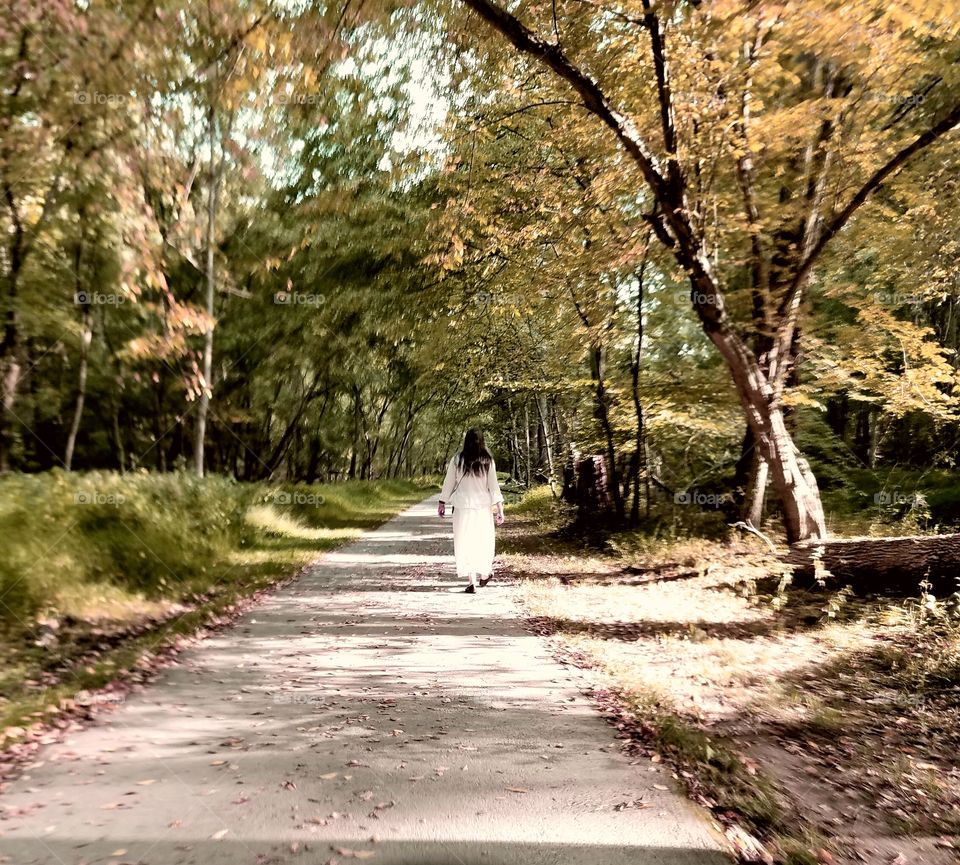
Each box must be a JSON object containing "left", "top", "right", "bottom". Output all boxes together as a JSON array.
[
  {"left": 459, "top": 0, "right": 745, "bottom": 357},
  {"left": 640, "top": 0, "right": 677, "bottom": 165},
  {"left": 460, "top": 0, "right": 669, "bottom": 208},
  {"left": 779, "top": 100, "right": 960, "bottom": 339},
  {"left": 569, "top": 0, "right": 648, "bottom": 30},
  {"left": 733, "top": 30, "right": 772, "bottom": 344}
]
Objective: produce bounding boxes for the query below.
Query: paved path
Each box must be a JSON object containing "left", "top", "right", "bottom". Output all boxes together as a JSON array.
[{"left": 0, "top": 497, "right": 730, "bottom": 865}]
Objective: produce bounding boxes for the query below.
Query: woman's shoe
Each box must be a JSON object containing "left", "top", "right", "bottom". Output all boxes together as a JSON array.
[
  {"left": 464, "top": 584, "right": 476, "bottom": 593},
  {"left": 479, "top": 576, "right": 491, "bottom": 587}
]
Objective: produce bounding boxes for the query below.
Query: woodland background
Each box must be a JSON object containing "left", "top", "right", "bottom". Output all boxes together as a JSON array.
[{"left": 1, "top": 0, "right": 959, "bottom": 539}]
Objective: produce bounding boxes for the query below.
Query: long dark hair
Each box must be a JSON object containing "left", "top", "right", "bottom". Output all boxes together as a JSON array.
[{"left": 458, "top": 428, "right": 492, "bottom": 476}]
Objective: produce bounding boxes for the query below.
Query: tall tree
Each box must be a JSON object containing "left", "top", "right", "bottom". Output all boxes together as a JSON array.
[{"left": 450, "top": 0, "right": 960, "bottom": 541}]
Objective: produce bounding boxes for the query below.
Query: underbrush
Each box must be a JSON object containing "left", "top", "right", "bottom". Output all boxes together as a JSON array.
[
  {"left": 506, "top": 483, "right": 559, "bottom": 515},
  {"left": 0, "top": 471, "right": 254, "bottom": 627}
]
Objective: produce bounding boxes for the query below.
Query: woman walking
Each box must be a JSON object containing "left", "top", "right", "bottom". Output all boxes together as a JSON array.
[{"left": 438, "top": 429, "right": 505, "bottom": 593}]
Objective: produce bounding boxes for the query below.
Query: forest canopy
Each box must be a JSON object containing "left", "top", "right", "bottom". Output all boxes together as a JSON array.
[{"left": 2, "top": 0, "right": 959, "bottom": 543}]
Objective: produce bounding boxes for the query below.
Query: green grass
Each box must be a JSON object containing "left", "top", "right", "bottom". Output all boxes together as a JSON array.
[
  {"left": 507, "top": 483, "right": 560, "bottom": 515},
  {"left": 812, "top": 465, "right": 960, "bottom": 536},
  {"left": 0, "top": 470, "right": 434, "bottom": 741}
]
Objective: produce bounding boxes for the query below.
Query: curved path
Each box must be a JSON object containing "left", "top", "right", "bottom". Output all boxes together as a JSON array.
[{"left": 0, "top": 497, "right": 730, "bottom": 865}]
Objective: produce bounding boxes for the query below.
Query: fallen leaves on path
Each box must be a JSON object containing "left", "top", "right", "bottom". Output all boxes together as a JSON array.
[
  {"left": 614, "top": 798, "right": 650, "bottom": 810},
  {"left": 331, "top": 846, "right": 376, "bottom": 859},
  {"left": 368, "top": 800, "right": 395, "bottom": 818}
]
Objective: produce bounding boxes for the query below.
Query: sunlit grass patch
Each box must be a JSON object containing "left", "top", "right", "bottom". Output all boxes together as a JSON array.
[
  {"left": 244, "top": 503, "right": 362, "bottom": 543},
  {"left": 51, "top": 583, "right": 175, "bottom": 625},
  {"left": 507, "top": 484, "right": 559, "bottom": 515}
]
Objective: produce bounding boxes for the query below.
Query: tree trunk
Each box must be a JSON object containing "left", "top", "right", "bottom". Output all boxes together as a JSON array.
[
  {"left": 65, "top": 305, "right": 92, "bottom": 471},
  {"left": 305, "top": 436, "right": 321, "bottom": 483},
  {"left": 590, "top": 343, "right": 625, "bottom": 523},
  {"left": 826, "top": 393, "right": 849, "bottom": 439},
  {"left": 552, "top": 396, "right": 574, "bottom": 466},
  {"left": 151, "top": 378, "right": 167, "bottom": 472},
  {"left": 759, "top": 382, "right": 825, "bottom": 541},
  {"left": 744, "top": 450, "right": 769, "bottom": 527},
  {"left": 348, "top": 386, "right": 362, "bottom": 480},
  {"left": 0, "top": 314, "right": 22, "bottom": 474},
  {"left": 575, "top": 455, "right": 613, "bottom": 517},
  {"left": 366, "top": 395, "right": 391, "bottom": 480},
  {"left": 535, "top": 393, "right": 554, "bottom": 480},
  {"left": 389, "top": 400, "right": 415, "bottom": 478},
  {"left": 508, "top": 397, "right": 522, "bottom": 482},
  {"left": 112, "top": 403, "right": 126, "bottom": 473},
  {"left": 64, "top": 229, "right": 91, "bottom": 471},
  {"left": 689, "top": 276, "right": 826, "bottom": 542},
  {"left": 194, "top": 104, "right": 220, "bottom": 478},
  {"left": 629, "top": 252, "right": 648, "bottom": 527},
  {"left": 0, "top": 231, "right": 24, "bottom": 474},
  {"left": 867, "top": 407, "right": 880, "bottom": 468},
  {"left": 523, "top": 399, "right": 532, "bottom": 486}
]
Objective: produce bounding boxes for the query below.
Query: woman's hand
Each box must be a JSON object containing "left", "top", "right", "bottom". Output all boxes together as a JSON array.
[
  {"left": 495, "top": 504, "right": 505, "bottom": 525},
  {"left": 437, "top": 501, "right": 446, "bottom": 518}
]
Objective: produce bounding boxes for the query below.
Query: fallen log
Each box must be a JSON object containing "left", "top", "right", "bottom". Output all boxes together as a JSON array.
[{"left": 784, "top": 533, "right": 960, "bottom": 594}]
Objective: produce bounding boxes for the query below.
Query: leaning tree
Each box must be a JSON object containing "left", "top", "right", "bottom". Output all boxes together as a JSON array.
[{"left": 448, "top": 0, "right": 960, "bottom": 543}]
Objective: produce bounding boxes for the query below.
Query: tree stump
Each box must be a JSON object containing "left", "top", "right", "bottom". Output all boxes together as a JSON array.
[
  {"left": 784, "top": 533, "right": 960, "bottom": 594},
  {"left": 574, "top": 455, "right": 612, "bottom": 516}
]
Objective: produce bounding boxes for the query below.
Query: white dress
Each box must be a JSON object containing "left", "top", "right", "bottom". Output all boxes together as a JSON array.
[{"left": 439, "top": 455, "right": 504, "bottom": 578}]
